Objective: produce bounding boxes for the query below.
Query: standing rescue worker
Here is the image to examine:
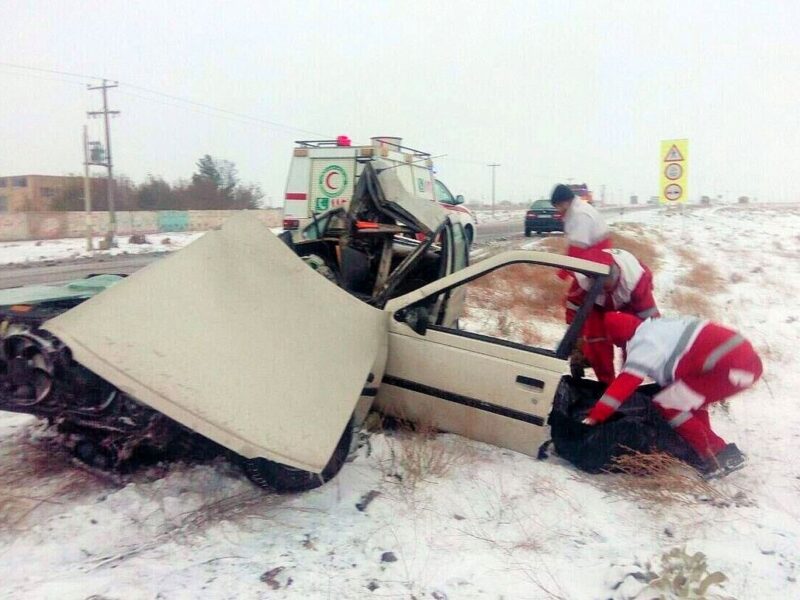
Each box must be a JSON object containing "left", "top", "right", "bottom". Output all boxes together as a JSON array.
[
  {"left": 566, "top": 248, "right": 660, "bottom": 383},
  {"left": 550, "top": 183, "right": 611, "bottom": 269},
  {"left": 583, "top": 312, "right": 763, "bottom": 476}
]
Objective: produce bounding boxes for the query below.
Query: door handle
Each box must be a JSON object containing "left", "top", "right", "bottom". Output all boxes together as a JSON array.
[{"left": 516, "top": 375, "right": 544, "bottom": 390}]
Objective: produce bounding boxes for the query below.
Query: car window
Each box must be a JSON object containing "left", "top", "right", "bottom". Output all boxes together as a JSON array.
[
  {"left": 451, "top": 223, "right": 469, "bottom": 272},
  {"left": 434, "top": 180, "right": 455, "bottom": 204},
  {"left": 530, "top": 199, "right": 551, "bottom": 210},
  {"left": 424, "top": 262, "right": 590, "bottom": 355}
]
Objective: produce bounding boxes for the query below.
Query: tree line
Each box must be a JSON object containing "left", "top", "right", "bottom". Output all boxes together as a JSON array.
[{"left": 49, "top": 155, "right": 264, "bottom": 212}]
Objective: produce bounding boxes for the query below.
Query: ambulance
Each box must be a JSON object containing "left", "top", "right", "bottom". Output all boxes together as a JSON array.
[{"left": 282, "top": 136, "right": 477, "bottom": 243}]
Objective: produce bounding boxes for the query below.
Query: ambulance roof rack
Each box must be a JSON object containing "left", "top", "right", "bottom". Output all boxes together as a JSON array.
[
  {"left": 294, "top": 140, "right": 346, "bottom": 148},
  {"left": 294, "top": 138, "right": 431, "bottom": 158}
]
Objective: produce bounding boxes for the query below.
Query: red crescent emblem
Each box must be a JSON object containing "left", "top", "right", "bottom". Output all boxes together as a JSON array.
[{"left": 325, "top": 171, "right": 339, "bottom": 190}]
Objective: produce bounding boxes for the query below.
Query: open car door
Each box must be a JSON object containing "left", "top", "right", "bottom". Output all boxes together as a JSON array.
[
  {"left": 44, "top": 214, "right": 387, "bottom": 474},
  {"left": 376, "top": 251, "right": 608, "bottom": 457}
]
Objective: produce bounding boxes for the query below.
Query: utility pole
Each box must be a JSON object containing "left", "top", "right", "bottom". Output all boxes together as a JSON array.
[
  {"left": 488, "top": 163, "right": 500, "bottom": 216},
  {"left": 87, "top": 79, "right": 120, "bottom": 248},
  {"left": 82, "top": 126, "right": 93, "bottom": 252}
]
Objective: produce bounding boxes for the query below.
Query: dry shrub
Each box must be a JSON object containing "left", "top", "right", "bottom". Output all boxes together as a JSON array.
[
  {"left": 678, "top": 262, "right": 726, "bottom": 294},
  {"left": 610, "top": 231, "right": 661, "bottom": 273},
  {"left": 601, "top": 450, "right": 731, "bottom": 507},
  {"left": 467, "top": 263, "right": 565, "bottom": 323},
  {"left": 668, "top": 289, "right": 717, "bottom": 319},
  {"left": 378, "top": 416, "right": 467, "bottom": 490}
]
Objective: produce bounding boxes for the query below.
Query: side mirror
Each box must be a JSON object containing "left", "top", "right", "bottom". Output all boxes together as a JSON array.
[
  {"left": 399, "top": 305, "right": 430, "bottom": 336},
  {"left": 455, "top": 194, "right": 465, "bottom": 205}
]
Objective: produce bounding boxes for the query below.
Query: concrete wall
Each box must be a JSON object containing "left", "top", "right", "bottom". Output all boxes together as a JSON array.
[{"left": 0, "top": 209, "right": 283, "bottom": 242}]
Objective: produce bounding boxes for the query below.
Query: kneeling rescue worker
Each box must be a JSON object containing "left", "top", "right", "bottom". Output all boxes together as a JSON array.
[{"left": 583, "top": 312, "right": 763, "bottom": 476}]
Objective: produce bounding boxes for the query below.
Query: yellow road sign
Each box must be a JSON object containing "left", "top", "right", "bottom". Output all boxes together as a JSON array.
[{"left": 660, "top": 139, "right": 688, "bottom": 203}]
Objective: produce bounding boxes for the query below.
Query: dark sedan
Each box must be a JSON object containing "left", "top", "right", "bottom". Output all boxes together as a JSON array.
[{"left": 524, "top": 199, "right": 563, "bottom": 236}]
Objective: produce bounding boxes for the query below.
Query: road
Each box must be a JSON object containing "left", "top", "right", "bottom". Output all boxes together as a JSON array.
[
  {"left": 0, "top": 205, "right": 657, "bottom": 289},
  {"left": 473, "top": 204, "right": 657, "bottom": 242},
  {"left": 0, "top": 255, "right": 165, "bottom": 289}
]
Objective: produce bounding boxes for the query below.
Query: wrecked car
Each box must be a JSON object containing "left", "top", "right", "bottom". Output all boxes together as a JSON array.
[{"left": 0, "top": 163, "right": 696, "bottom": 492}]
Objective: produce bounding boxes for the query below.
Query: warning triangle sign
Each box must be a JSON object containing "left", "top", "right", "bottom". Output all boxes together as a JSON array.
[{"left": 664, "top": 144, "right": 684, "bottom": 162}]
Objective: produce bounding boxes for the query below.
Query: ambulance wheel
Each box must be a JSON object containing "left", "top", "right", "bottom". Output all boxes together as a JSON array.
[{"left": 243, "top": 418, "right": 354, "bottom": 493}]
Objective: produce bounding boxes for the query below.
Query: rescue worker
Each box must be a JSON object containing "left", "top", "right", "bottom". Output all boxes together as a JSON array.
[
  {"left": 566, "top": 248, "right": 660, "bottom": 383},
  {"left": 583, "top": 311, "right": 763, "bottom": 476},
  {"left": 550, "top": 183, "right": 611, "bottom": 268}
]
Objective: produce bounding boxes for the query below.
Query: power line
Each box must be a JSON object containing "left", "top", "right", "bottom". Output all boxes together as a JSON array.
[
  {"left": 0, "top": 61, "right": 102, "bottom": 82},
  {"left": 0, "top": 61, "right": 330, "bottom": 137}
]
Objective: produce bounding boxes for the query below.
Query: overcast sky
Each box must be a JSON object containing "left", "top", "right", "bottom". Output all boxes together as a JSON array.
[{"left": 1, "top": 1, "right": 798, "bottom": 206}]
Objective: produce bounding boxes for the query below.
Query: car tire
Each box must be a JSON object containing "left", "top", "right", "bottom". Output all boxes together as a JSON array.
[
  {"left": 243, "top": 417, "right": 354, "bottom": 493},
  {"left": 524, "top": 229, "right": 531, "bottom": 237}
]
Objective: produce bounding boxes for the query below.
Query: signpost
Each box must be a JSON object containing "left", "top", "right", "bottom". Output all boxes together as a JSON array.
[{"left": 659, "top": 139, "right": 688, "bottom": 204}]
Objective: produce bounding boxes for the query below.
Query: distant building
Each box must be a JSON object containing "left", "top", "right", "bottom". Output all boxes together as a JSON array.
[{"left": 0, "top": 175, "right": 83, "bottom": 212}]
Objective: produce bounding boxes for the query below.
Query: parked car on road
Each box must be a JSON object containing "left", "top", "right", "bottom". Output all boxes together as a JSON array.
[{"left": 524, "top": 199, "right": 563, "bottom": 236}]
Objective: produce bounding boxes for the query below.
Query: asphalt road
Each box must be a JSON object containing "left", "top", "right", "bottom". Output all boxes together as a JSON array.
[{"left": 0, "top": 205, "right": 657, "bottom": 290}]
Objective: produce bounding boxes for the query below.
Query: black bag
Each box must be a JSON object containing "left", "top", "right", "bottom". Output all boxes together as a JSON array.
[{"left": 546, "top": 377, "right": 703, "bottom": 473}]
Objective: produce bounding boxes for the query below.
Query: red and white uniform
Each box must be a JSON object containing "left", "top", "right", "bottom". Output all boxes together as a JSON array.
[
  {"left": 565, "top": 249, "right": 659, "bottom": 383},
  {"left": 589, "top": 313, "right": 763, "bottom": 457},
  {"left": 565, "top": 249, "right": 659, "bottom": 319},
  {"left": 563, "top": 199, "right": 611, "bottom": 263}
]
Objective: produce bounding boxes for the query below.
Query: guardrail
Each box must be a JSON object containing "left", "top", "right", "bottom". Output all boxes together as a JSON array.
[{"left": 0, "top": 209, "right": 283, "bottom": 242}]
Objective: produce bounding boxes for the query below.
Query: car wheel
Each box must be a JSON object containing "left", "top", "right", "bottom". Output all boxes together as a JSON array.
[
  {"left": 243, "top": 417, "right": 354, "bottom": 492},
  {"left": 524, "top": 229, "right": 531, "bottom": 237}
]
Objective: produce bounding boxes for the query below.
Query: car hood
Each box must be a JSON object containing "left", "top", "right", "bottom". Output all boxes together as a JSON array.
[{"left": 44, "top": 214, "right": 387, "bottom": 473}]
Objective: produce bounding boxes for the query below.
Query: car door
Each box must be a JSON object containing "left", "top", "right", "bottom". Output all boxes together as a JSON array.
[{"left": 375, "top": 251, "right": 607, "bottom": 457}]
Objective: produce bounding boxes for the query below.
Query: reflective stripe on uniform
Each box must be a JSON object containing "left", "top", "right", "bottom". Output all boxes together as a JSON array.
[
  {"left": 668, "top": 411, "right": 692, "bottom": 428},
  {"left": 663, "top": 318, "right": 704, "bottom": 379},
  {"left": 598, "top": 394, "right": 621, "bottom": 410},
  {"left": 566, "top": 301, "right": 581, "bottom": 311},
  {"left": 636, "top": 307, "right": 659, "bottom": 319},
  {"left": 702, "top": 334, "right": 745, "bottom": 373}
]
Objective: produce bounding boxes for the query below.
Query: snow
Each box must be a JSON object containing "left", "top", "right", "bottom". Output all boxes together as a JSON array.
[
  {"left": 0, "top": 229, "right": 284, "bottom": 266},
  {"left": 1, "top": 206, "right": 799, "bottom": 599},
  {"left": 0, "top": 233, "right": 206, "bottom": 265}
]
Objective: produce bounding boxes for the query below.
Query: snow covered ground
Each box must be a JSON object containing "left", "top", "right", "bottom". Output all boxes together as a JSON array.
[
  {"left": 0, "top": 232, "right": 207, "bottom": 265},
  {"left": 1, "top": 206, "right": 799, "bottom": 599}
]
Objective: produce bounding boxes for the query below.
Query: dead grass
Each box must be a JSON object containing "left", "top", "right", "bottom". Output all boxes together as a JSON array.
[
  {"left": 391, "top": 423, "right": 466, "bottom": 489},
  {"left": 677, "top": 262, "right": 726, "bottom": 294},
  {"left": 599, "top": 450, "right": 733, "bottom": 507},
  {"left": 668, "top": 288, "right": 717, "bottom": 320},
  {"left": 467, "top": 263, "right": 566, "bottom": 323},
  {"left": 374, "top": 415, "right": 469, "bottom": 491},
  {"left": 610, "top": 231, "right": 662, "bottom": 274}
]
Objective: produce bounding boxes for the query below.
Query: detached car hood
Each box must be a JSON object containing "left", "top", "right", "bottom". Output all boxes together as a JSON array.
[{"left": 44, "top": 214, "right": 387, "bottom": 473}]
